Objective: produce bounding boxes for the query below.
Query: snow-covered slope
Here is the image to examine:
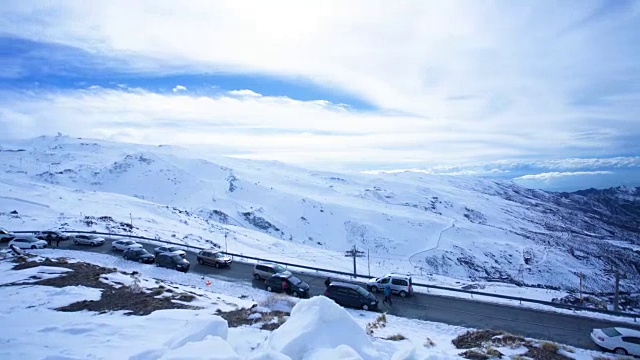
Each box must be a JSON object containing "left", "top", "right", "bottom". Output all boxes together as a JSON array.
[{"left": 1, "top": 135, "right": 639, "bottom": 293}]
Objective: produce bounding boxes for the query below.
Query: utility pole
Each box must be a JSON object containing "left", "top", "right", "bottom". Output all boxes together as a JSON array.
[
  {"left": 614, "top": 271, "right": 620, "bottom": 312},
  {"left": 579, "top": 272, "right": 582, "bottom": 303},
  {"left": 224, "top": 231, "right": 228, "bottom": 252},
  {"left": 345, "top": 245, "right": 365, "bottom": 277},
  {"left": 367, "top": 249, "right": 370, "bottom": 276},
  {"left": 604, "top": 268, "right": 624, "bottom": 312}
]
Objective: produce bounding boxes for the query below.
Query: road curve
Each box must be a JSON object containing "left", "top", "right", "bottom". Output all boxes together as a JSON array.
[{"left": 49, "top": 237, "right": 639, "bottom": 351}]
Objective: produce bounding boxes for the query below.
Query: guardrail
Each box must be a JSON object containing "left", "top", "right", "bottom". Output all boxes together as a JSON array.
[{"left": 11, "top": 229, "right": 638, "bottom": 320}]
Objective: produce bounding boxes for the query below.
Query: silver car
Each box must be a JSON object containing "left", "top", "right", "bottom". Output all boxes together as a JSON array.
[
  {"left": 367, "top": 273, "right": 413, "bottom": 297},
  {"left": 72, "top": 234, "right": 105, "bottom": 246},
  {"left": 253, "top": 262, "right": 291, "bottom": 280}
]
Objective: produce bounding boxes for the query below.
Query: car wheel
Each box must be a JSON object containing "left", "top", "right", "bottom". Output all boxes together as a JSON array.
[
  {"left": 362, "top": 304, "right": 370, "bottom": 311},
  {"left": 267, "top": 286, "right": 273, "bottom": 292},
  {"left": 112, "top": 246, "right": 117, "bottom": 251},
  {"left": 74, "top": 240, "right": 79, "bottom": 245},
  {"left": 197, "top": 258, "right": 203, "bottom": 265},
  {"left": 155, "top": 262, "right": 160, "bottom": 267},
  {"left": 254, "top": 273, "right": 261, "bottom": 280},
  {"left": 292, "top": 291, "right": 299, "bottom": 298},
  {"left": 399, "top": 291, "right": 407, "bottom": 298},
  {"left": 138, "top": 258, "right": 144, "bottom": 263},
  {"left": 614, "top": 348, "right": 628, "bottom": 355},
  {"left": 31, "top": 245, "right": 37, "bottom": 250},
  {"left": 369, "top": 286, "right": 378, "bottom": 293},
  {"left": 123, "top": 255, "right": 128, "bottom": 260}
]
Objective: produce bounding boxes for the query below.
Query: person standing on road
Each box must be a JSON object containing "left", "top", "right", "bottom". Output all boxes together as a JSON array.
[
  {"left": 383, "top": 283, "right": 393, "bottom": 306},
  {"left": 56, "top": 238, "right": 61, "bottom": 247},
  {"left": 46, "top": 234, "right": 52, "bottom": 247},
  {"left": 324, "top": 277, "right": 331, "bottom": 288},
  {"left": 281, "top": 279, "right": 288, "bottom": 293}
]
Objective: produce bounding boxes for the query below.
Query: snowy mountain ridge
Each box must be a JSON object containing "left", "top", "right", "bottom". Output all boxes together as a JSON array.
[{"left": 1, "top": 135, "right": 639, "bottom": 294}]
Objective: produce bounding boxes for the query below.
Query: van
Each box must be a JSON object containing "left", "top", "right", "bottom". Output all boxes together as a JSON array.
[
  {"left": 253, "top": 262, "right": 291, "bottom": 280},
  {"left": 366, "top": 273, "right": 413, "bottom": 297},
  {"left": 324, "top": 282, "right": 378, "bottom": 311}
]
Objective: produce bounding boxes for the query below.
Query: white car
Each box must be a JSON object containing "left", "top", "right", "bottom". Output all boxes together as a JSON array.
[
  {"left": 112, "top": 240, "right": 143, "bottom": 251},
  {"left": 0, "top": 227, "right": 16, "bottom": 242},
  {"left": 72, "top": 234, "right": 105, "bottom": 246},
  {"left": 591, "top": 327, "right": 640, "bottom": 355},
  {"left": 154, "top": 245, "right": 186, "bottom": 258},
  {"left": 8, "top": 237, "right": 47, "bottom": 249}
]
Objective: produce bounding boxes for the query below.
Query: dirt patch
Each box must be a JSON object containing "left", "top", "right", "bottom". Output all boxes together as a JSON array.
[
  {"left": 215, "top": 308, "right": 289, "bottom": 331},
  {"left": 459, "top": 349, "right": 490, "bottom": 360},
  {"left": 523, "top": 345, "right": 572, "bottom": 360},
  {"left": 57, "top": 286, "right": 196, "bottom": 315},
  {"left": 9, "top": 258, "right": 200, "bottom": 316},
  {"left": 452, "top": 329, "right": 505, "bottom": 349}
]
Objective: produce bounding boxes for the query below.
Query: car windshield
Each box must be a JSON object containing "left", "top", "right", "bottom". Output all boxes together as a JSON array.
[
  {"left": 214, "top": 252, "right": 225, "bottom": 258},
  {"left": 602, "top": 328, "right": 622, "bottom": 337},
  {"left": 134, "top": 249, "right": 145, "bottom": 255},
  {"left": 167, "top": 246, "right": 179, "bottom": 252},
  {"left": 27, "top": 238, "right": 38, "bottom": 243},
  {"left": 355, "top": 286, "right": 370, "bottom": 297},
  {"left": 274, "top": 264, "right": 287, "bottom": 273},
  {"left": 170, "top": 254, "right": 183, "bottom": 262},
  {"left": 288, "top": 276, "right": 302, "bottom": 285},
  {"left": 124, "top": 241, "right": 134, "bottom": 245}
]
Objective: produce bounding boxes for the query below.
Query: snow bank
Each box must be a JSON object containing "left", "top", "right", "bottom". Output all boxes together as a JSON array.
[
  {"left": 265, "top": 296, "right": 384, "bottom": 360},
  {"left": 160, "top": 335, "right": 240, "bottom": 360}
]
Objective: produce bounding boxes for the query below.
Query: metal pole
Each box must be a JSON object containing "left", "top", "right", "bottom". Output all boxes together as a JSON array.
[
  {"left": 225, "top": 232, "right": 228, "bottom": 252},
  {"left": 367, "top": 248, "right": 370, "bottom": 276},
  {"left": 579, "top": 272, "right": 582, "bottom": 303},
  {"left": 614, "top": 272, "right": 620, "bottom": 312},
  {"left": 352, "top": 245, "right": 357, "bottom": 276}
]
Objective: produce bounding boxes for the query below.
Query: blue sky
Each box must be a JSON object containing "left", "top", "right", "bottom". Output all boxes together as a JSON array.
[{"left": 1, "top": 1, "right": 639, "bottom": 191}]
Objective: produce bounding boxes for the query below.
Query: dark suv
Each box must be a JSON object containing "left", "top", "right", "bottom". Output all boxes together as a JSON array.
[
  {"left": 155, "top": 253, "right": 190, "bottom": 272},
  {"left": 124, "top": 248, "right": 155, "bottom": 264},
  {"left": 325, "top": 282, "right": 378, "bottom": 311},
  {"left": 197, "top": 250, "right": 232, "bottom": 268},
  {"left": 265, "top": 273, "right": 310, "bottom": 298}
]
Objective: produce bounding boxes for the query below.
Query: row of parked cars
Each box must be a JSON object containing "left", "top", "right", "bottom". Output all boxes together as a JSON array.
[
  {"left": 110, "top": 240, "right": 232, "bottom": 273},
  {"left": 252, "top": 261, "right": 413, "bottom": 311}
]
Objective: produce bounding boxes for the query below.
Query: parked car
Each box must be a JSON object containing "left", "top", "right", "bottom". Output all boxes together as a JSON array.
[
  {"left": 324, "top": 281, "right": 378, "bottom": 311},
  {"left": 155, "top": 253, "right": 190, "bottom": 272},
  {"left": 367, "top": 273, "right": 413, "bottom": 297},
  {"left": 8, "top": 236, "right": 48, "bottom": 249},
  {"left": 123, "top": 248, "right": 155, "bottom": 264},
  {"left": 112, "top": 239, "right": 143, "bottom": 251},
  {"left": 154, "top": 245, "right": 186, "bottom": 258},
  {"left": 35, "top": 231, "right": 69, "bottom": 242},
  {"left": 72, "top": 234, "right": 105, "bottom": 246},
  {"left": 197, "top": 250, "right": 232, "bottom": 268},
  {"left": 265, "top": 273, "right": 310, "bottom": 298},
  {"left": 0, "top": 227, "right": 16, "bottom": 242},
  {"left": 253, "top": 262, "right": 291, "bottom": 280},
  {"left": 591, "top": 327, "right": 640, "bottom": 355}
]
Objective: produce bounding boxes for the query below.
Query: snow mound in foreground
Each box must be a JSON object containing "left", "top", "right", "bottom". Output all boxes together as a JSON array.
[{"left": 265, "top": 296, "right": 384, "bottom": 360}]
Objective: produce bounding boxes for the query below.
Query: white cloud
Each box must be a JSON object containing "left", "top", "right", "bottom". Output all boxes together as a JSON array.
[
  {"left": 228, "top": 89, "right": 262, "bottom": 97},
  {"left": 0, "top": 1, "right": 639, "bottom": 175},
  {"left": 1, "top": 1, "right": 639, "bottom": 128},
  {"left": 515, "top": 171, "right": 614, "bottom": 181},
  {"left": 172, "top": 85, "right": 187, "bottom": 93}
]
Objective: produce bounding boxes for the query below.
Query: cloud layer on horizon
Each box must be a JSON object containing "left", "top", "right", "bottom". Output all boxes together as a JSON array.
[{"left": 1, "top": 1, "right": 639, "bottom": 190}]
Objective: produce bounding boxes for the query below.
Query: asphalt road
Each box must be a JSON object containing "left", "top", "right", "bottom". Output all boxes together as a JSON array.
[{"left": 49, "top": 237, "right": 640, "bottom": 351}]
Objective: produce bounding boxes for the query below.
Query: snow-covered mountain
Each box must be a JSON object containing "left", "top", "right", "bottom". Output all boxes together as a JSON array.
[{"left": 1, "top": 135, "right": 639, "bottom": 293}]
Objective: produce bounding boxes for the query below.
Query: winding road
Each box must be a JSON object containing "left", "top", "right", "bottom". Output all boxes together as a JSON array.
[{"left": 47, "top": 237, "right": 640, "bottom": 352}]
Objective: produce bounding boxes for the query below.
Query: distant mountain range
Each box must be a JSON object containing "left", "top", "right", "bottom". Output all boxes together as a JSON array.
[{"left": 1, "top": 135, "right": 638, "bottom": 294}]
